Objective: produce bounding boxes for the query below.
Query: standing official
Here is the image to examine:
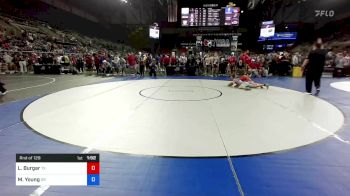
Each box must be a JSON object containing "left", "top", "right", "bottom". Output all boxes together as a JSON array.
[{"left": 302, "top": 38, "right": 328, "bottom": 96}]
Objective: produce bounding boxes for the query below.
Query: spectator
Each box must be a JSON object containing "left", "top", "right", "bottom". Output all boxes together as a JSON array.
[
  {"left": 204, "top": 54, "right": 212, "bottom": 76},
  {"left": 112, "top": 55, "right": 120, "bottom": 75},
  {"left": 19, "top": 54, "right": 27, "bottom": 73},
  {"left": 163, "top": 55, "right": 170, "bottom": 67},
  {"left": 76, "top": 56, "right": 84, "bottom": 73},
  {"left": 212, "top": 52, "right": 220, "bottom": 77},
  {"left": 103, "top": 59, "right": 112, "bottom": 75},
  {"left": 149, "top": 58, "right": 157, "bottom": 78},
  {"left": 236, "top": 59, "right": 246, "bottom": 77},
  {"left": 335, "top": 53, "right": 345, "bottom": 68},
  {"left": 170, "top": 54, "right": 176, "bottom": 67},
  {"left": 248, "top": 59, "right": 259, "bottom": 77},
  {"left": 228, "top": 53, "right": 236, "bottom": 76},
  {"left": 278, "top": 54, "right": 292, "bottom": 76},
  {"left": 62, "top": 55, "right": 70, "bottom": 66},
  {"left": 119, "top": 56, "right": 127, "bottom": 76},
  {"left": 3, "top": 52, "right": 13, "bottom": 73},
  {"left": 127, "top": 53, "right": 137, "bottom": 75},
  {"left": 179, "top": 53, "right": 187, "bottom": 73},
  {"left": 292, "top": 52, "right": 300, "bottom": 66},
  {"left": 344, "top": 51, "right": 350, "bottom": 68},
  {"left": 139, "top": 55, "right": 146, "bottom": 77},
  {"left": 163, "top": 54, "right": 170, "bottom": 75},
  {"left": 240, "top": 51, "right": 251, "bottom": 65},
  {"left": 0, "top": 79, "right": 7, "bottom": 95},
  {"left": 93, "top": 53, "right": 101, "bottom": 74},
  {"left": 85, "top": 54, "right": 93, "bottom": 71}
]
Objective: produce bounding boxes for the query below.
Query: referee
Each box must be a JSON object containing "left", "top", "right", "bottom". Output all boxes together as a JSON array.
[{"left": 302, "top": 38, "right": 328, "bottom": 96}]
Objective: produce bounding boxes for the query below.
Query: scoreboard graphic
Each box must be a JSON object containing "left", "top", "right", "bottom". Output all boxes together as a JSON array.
[
  {"left": 16, "top": 154, "right": 100, "bottom": 186},
  {"left": 180, "top": 3, "right": 240, "bottom": 27}
]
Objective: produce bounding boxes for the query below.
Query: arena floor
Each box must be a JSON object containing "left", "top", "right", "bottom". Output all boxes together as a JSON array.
[{"left": 1, "top": 75, "right": 350, "bottom": 196}]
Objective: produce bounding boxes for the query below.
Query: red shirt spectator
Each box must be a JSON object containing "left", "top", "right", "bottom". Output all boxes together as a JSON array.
[
  {"left": 245, "top": 58, "right": 252, "bottom": 66},
  {"left": 30, "top": 54, "right": 38, "bottom": 64},
  {"left": 228, "top": 56, "right": 236, "bottom": 65},
  {"left": 163, "top": 56, "right": 170, "bottom": 66},
  {"left": 248, "top": 62, "right": 256, "bottom": 69},
  {"left": 255, "top": 62, "right": 262, "bottom": 69},
  {"left": 94, "top": 55, "right": 100, "bottom": 66},
  {"left": 240, "top": 53, "right": 251, "bottom": 65},
  {"left": 71, "top": 56, "right": 77, "bottom": 65},
  {"left": 170, "top": 56, "right": 177, "bottom": 65},
  {"left": 2, "top": 42, "right": 10, "bottom": 50},
  {"left": 85, "top": 56, "right": 93, "bottom": 66},
  {"left": 127, "top": 54, "right": 137, "bottom": 66}
]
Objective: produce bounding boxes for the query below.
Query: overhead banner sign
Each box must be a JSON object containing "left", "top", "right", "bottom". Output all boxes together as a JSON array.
[
  {"left": 275, "top": 32, "right": 297, "bottom": 39},
  {"left": 260, "top": 21, "right": 275, "bottom": 38},
  {"left": 258, "top": 32, "right": 297, "bottom": 42},
  {"left": 200, "top": 39, "right": 231, "bottom": 48},
  {"left": 231, "top": 41, "right": 238, "bottom": 51},
  {"left": 215, "top": 39, "right": 231, "bottom": 47}
]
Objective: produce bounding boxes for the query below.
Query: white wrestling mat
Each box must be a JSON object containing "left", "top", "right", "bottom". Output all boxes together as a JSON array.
[
  {"left": 23, "top": 79, "right": 344, "bottom": 157},
  {"left": 330, "top": 81, "right": 350, "bottom": 92}
]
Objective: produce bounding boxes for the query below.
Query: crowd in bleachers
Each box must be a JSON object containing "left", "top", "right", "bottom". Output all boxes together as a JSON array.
[
  {"left": 1, "top": 12, "right": 349, "bottom": 78},
  {"left": 155, "top": 48, "right": 349, "bottom": 77},
  {"left": 155, "top": 50, "right": 304, "bottom": 77},
  {"left": 0, "top": 13, "right": 134, "bottom": 74}
]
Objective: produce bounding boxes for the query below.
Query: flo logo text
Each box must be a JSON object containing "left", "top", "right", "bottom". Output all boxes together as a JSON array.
[{"left": 315, "top": 10, "right": 335, "bottom": 17}]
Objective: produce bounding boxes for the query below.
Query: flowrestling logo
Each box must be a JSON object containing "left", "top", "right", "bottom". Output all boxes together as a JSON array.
[
  {"left": 315, "top": 10, "right": 335, "bottom": 17},
  {"left": 202, "top": 39, "right": 231, "bottom": 48}
]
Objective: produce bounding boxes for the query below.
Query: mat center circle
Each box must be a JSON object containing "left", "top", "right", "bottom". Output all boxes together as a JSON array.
[
  {"left": 139, "top": 86, "right": 222, "bottom": 101},
  {"left": 22, "top": 79, "right": 344, "bottom": 157}
]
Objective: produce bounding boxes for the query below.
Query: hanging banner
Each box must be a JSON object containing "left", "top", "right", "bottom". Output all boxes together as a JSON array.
[
  {"left": 214, "top": 39, "right": 231, "bottom": 47},
  {"left": 231, "top": 42, "right": 238, "bottom": 51}
]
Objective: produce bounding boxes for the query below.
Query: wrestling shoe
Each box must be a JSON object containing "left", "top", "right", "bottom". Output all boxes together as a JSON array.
[
  {"left": 244, "top": 86, "right": 251, "bottom": 91},
  {"left": 314, "top": 89, "right": 320, "bottom": 96}
]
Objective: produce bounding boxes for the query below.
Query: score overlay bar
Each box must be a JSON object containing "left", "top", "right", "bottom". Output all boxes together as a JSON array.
[{"left": 16, "top": 154, "right": 100, "bottom": 186}]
